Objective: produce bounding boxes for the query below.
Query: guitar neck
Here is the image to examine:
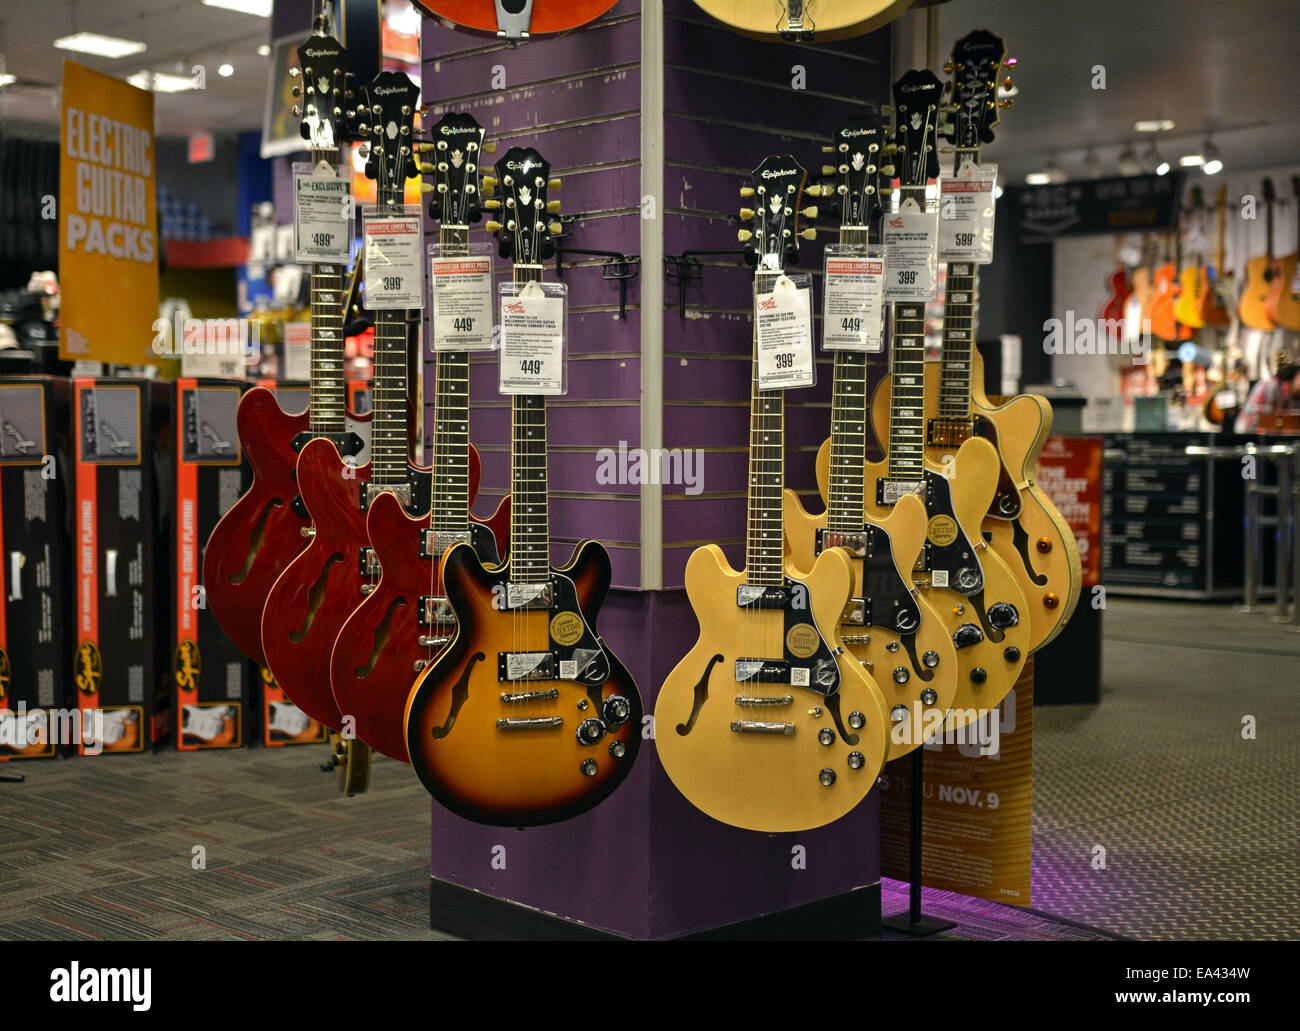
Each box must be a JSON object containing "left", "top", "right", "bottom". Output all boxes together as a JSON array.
[
  {"left": 370, "top": 186, "right": 410, "bottom": 486},
  {"left": 746, "top": 269, "right": 785, "bottom": 585},
  {"left": 431, "top": 224, "right": 472, "bottom": 535},
  {"left": 826, "top": 225, "right": 869, "bottom": 532},
  {"left": 510, "top": 263, "right": 549, "bottom": 584},
  {"left": 308, "top": 145, "right": 346, "bottom": 432},
  {"left": 937, "top": 147, "right": 982, "bottom": 423}
]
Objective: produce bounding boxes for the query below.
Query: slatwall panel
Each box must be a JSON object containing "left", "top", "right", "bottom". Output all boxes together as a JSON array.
[
  {"left": 661, "top": 0, "right": 890, "bottom": 588},
  {"left": 421, "top": 3, "right": 644, "bottom": 589}
]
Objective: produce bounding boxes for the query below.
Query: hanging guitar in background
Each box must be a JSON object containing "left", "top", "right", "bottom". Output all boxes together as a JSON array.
[
  {"left": 692, "top": 0, "right": 914, "bottom": 42},
  {"left": 409, "top": 0, "right": 617, "bottom": 39},
  {"left": 1239, "top": 178, "right": 1278, "bottom": 332},
  {"left": 1265, "top": 176, "right": 1300, "bottom": 331}
]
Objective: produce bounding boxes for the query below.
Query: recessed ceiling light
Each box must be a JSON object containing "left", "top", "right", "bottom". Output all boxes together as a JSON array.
[
  {"left": 53, "top": 32, "right": 148, "bottom": 59},
  {"left": 256, "top": 44, "right": 271, "bottom": 57},
  {"left": 1026, "top": 172, "right": 1052, "bottom": 186},
  {"left": 0, "top": 73, "right": 15, "bottom": 87},
  {"left": 202, "top": 0, "right": 273, "bottom": 15},
  {"left": 1134, "top": 119, "right": 1175, "bottom": 133},
  {"left": 218, "top": 63, "right": 234, "bottom": 77},
  {"left": 128, "top": 71, "right": 200, "bottom": 93},
  {"left": 1179, "top": 153, "right": 1204, "bottom": 167},
  {"left": 1156, "top": 159, "right": 1170, "bottom": 176}
]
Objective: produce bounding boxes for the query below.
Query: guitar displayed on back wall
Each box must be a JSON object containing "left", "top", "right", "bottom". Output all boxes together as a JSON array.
[
  {"left": 203, "top": 23, "right": 370, "bottom": 668},
  {"left": 693, "top": 0, "right": 914, "bottom": 42},
  {"left": 261, "top": 70, "right": 431, "bottom": 795},
  {"left": 404, "top": 147, "right": 644, "bottom": 827},
  {"left": 409, "top": 1, "right": 617, "bottom": 39},
  {"left": 783, "top": 114, "right": 959, "bottom": 760},
  {"left": 654, "top": 155, "right": 890, "bottom": 834},
  {"left": 331, "top": 112, "right": 510, "bottom": 764},
  {"left": 1266, "top": 176, "right": 1300, "bottom": 331},
  {"left": 865, "top": 66, "right": 1030, "bottom": 720},
  {"left": 1239, "top": 178, "right": 1278, "bottom": 332}
]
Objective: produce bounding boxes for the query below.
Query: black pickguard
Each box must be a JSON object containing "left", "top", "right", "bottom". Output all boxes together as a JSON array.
[
  {"left": 923, "top": 471, "right": 985, "bottom": 596},
  {"left": 781, "top": 576, "right": 842, "bottom": 697}
]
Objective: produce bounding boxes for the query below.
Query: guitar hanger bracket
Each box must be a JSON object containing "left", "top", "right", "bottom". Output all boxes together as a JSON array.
[
  {"left": 664, "top": 250, "right": 747, "bottom": 319},
  {"left": 551, "top": 216, "right": 640, "bottom": 320}
]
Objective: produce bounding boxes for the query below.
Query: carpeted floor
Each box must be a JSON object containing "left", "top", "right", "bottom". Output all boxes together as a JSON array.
[{"left": 1, "top": 598, "right": 1294, "bottom": 941}]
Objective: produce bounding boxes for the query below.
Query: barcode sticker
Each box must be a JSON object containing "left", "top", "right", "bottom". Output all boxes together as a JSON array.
[
  {"left": 931, "top": 569, "right": 949, "bottom": 588},
  {"left": 790, "top": 667, "right": 810, "bottom": 687}
]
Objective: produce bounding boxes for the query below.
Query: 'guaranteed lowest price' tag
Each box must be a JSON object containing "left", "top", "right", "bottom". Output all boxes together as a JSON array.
[
  {"left": 499, "top": 288, "right": 565, "bottom": 395},
  {"left": 938, "top": 160, "right": 997, "bottom": 264},
  {"left": 755, "top": 276, "right": 814, "bottom": 389},
  {"left": 363, "top": 213, "right": 423, "bottom": 309},
  {"left": 883, "top": 201, "right": 938, "bottom": 302},
  {"left": 431, "top": 254, "right": 493, "bottom": 351},
  {"left": 823, "top": 250, "right": 885, "bottom": 352}
]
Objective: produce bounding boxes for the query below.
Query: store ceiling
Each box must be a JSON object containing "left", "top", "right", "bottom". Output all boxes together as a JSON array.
[{"left": 934, "top": 0, "right": 1300, "bottom": 184}]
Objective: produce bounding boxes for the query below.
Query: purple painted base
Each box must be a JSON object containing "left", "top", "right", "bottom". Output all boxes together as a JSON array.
[{"left": 428, "top": 588, "right": 882, "bottom": 940}]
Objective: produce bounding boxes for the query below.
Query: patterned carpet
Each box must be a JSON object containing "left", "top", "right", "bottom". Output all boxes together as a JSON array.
[{"left": 0, "top": 598, "right": 1293, "bottom": 940}]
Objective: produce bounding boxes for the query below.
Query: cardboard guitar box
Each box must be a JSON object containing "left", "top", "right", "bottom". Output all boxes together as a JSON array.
[
  {"left": 0, "top": 376, "right": 71, "bottom": 759},
  {"left": 71, "top": 377, "right": 171, "bottom": 754},
  {"left": 169, "top": 377, "right": 255, "bottom": 750}
]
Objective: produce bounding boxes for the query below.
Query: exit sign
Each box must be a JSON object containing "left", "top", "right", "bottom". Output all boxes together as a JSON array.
[{"left": 188, "top": 132, "right": 214, "bottom": 163}]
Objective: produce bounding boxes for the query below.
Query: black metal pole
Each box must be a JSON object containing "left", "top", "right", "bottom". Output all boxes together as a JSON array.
[{"left": 880, "top": 745, "right": 956, "bottom": 937}]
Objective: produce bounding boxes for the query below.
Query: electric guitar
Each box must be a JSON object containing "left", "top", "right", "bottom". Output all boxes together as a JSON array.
[
  {"left": 409, "top": 0, "right": 617, "bottom": 39},
  {"left": 866, "top": 66, "right": 1030, "bottom": 719},
  {"left": 262, "top": 71, "right": 431, "bottom": 793},
  {"left": 1266, "top": 176, "right": 1300, "bottom": 331},
  {"left": 1149, "top": 222, "right": 1192, "bottom": 343},
  {"left": 330, "top": 112, "right": 510, "bottom": 764},
  {"left": 654, "top": 155, "right": 889, "bottom": 834},
  {"left": 895, "top": 32, "right": 1080, "bottom": 654},
  {"left": 782, "top": 115, "right": 958, "bottom": 760},
  {"left": 202, "top": 25, "right": 370, "bottom": 667},
  {"left": 1239, "top": 178, "right": 1277, "bottom": 331},
  {"left": 404, "top": 146, "right": 643, "bottom": 827},
  {"left": 692, "top": 0, "right": 914, "bottom": 42}
]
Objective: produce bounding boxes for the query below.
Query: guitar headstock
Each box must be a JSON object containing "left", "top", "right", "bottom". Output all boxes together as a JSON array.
[
  {"left": 739, "top": 154, "right": 814, "bottom": 272},
  {"left": 294, "top": 28, "right": 350, "bottom": 155},
  {"left": 420, "top": 111, "right": 491, "bottom": 226},
  {"left": 488, "top": 147, "right": 562, "bottom": 265},
  {"left": 889, "top": 69, "right": 944, "bottom": 192},
  {"left": 358, "top": 71, "right": 421, "bottom": 206},
  {"left": 824, "top": 114, "right": 894, "bottom": 230},
  {"left": 942, "top": 29, "right": 1013, "bottom": 149}
]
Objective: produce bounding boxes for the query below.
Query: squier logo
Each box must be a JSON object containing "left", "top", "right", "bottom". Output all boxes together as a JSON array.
[{"left": 50, "top": 963, "right": 151, "bottom": 1011}]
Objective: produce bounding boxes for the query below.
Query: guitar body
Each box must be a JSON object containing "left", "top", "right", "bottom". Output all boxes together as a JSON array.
[
  {"left": 693, "top": 0, "right": 914, "bottom": 42},
  {"left": 653, "top": 545, "right": 890, "bottom": 832},
  {"left": 1199, "top": 271, "right": 1231, "bottom": 328},
  {"left": 409, "top": 0, "right": 616, "bottom": 35},
  {"left": 1173, "top": 267, "right": 1206, "bottom": 329},
  {"left": 404, "top": 540, "right": 642, "bottom": 826},
  {"left": 1148, "top": 262, "right": 1190, "bottom": 341},
  {"left": 1267, "top": 252, "right": 1300, "bottom": 330},
  {"left": 783, "top": 491, "right": 958, "bottom": 759},
  {"left": 1099, "top": 265, "right": 1130, "bottom": 322},
  {"left": 330, "top": 454, "right": 510, "bottom": 763},
  {"left": 1239, "top": 255, "right": 1276, "bottom": 331},
  {"left": 861, "top": 437, "right": 1030, "bottom": 719}
]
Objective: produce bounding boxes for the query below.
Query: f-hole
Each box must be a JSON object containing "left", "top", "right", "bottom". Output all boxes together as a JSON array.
[
  {"left": 1010, "top": 519, "right": 1049, "bottom": 586},
  {"left": 288, "top": 553, "right": 344, "bottom": 642},
  {"left": 431, "top": 652, "right": 484, "bottom": 740},
  {"left": 230, "top": 498, "right": 284, "bottom": 584},
  {"left": 355, "top": 597, "right": 406, "bottom": 677},
  {"left": 676, "top": 654, "right": 723, "bottom": 736}
]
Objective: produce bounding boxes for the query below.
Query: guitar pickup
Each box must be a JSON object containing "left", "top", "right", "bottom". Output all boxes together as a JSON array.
[
  {"left": 499, "top": 651, "right": 557, "bottom": 682},
  {"left": 359, "top": 546, "right": 380, "bottom": 576},
  {"left": 926, "top": 417, "right": 971, "bottom": 447},
  {"left": 419, "top": 595, "right": 457, "bottom": 626},
  {"left": 817, "top": 528, "right": 872, "bottom": 557},
  {"left": 419, "top": 528, "right": 471, "bottom": 560},
  {"left": 736, "top": 584, "right": 791, "bottom": 609},
  {"left": 841, "top": 598, "right": 870, "bottom": 626},
  {"left": 360, "top": 482, "right": 412, "bottom": 511},
  {"left": 876, "top": 478, "right": 926, "bottom": 506},
  {"left": 504, "top": 582, "right": 554, "bottom": 611},
  {"left": 734, "top": 659, "right": 811, "bottom": 687}
]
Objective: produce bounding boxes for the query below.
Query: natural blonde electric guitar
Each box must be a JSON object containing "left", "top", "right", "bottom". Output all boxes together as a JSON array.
[
  {"left": 655, "top": 155, "right": 889, "bottom": 834},
  {"left": 693, "top": 0, "right": 913, "bottom": 42}
]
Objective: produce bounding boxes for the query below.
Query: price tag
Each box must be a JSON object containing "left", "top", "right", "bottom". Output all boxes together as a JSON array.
[
  {"left": 938, "top": 160, "right": 997, "bottom": 264},
  {"left": 823, "top": 247, "right": 885, "bottom": 352},
  {"left": 363, "top": 210, "right": 424, "bottom": 309},
  {"left": 755, "top": 275, "right": 814, "bottom": 389},
  {"left": 883, "top": 201, "right": 938, "bottom": 302},
  {"left": 283, "top": 321, "right": 311, "bottom": 380},
  {"left": 499, "top": 283, "right": 566, "bottom": 395},
  {"left": 430, "top": 248, "right": 494, "bottom": 352},
  {"left": 293, "top": 162, "right": 353, "bottom": 263}
]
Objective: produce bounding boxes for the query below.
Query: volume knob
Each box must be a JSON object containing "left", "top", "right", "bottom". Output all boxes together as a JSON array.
[
  {"left": 601, "top": 694, "right": 631, "bottom": 726},
  {"left": 576, "top": 718, "right": 606, "bottom": 745}
]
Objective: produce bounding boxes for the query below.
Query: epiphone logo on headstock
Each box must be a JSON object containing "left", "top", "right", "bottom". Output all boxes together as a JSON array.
[
  {"left": 371, "top": 85, "right": 410, "bottom": 96},
  {"left": 505, "top": 160, "right": 537, "bottom": 171},
  {"left": 441, "top": 125, "right": 479, "bottom": 135},
  {"left": 302, "top": 47, "right": 341, "bottom": 58},
  {"left": 760, "top": 167, "right": 798, "bottom": 179},
  {"left": 840, "top": 128, "right": 875, "bottom": 138},
  {"left": 897, "top": 83, "right": 937, "bottom": 94}
]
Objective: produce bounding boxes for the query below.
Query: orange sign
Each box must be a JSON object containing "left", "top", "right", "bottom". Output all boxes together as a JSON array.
[{"left": 59, "top": 60, "right": 159, "bottom": 364}]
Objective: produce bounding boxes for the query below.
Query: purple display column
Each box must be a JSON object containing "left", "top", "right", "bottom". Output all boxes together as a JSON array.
[{"left": 421, "top": 0, "right": 891, "bottom": 938}]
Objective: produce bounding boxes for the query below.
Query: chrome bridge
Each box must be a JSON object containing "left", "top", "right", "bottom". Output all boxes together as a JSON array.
[
  {"left": 496, "top": 716, "right": 563, "bottom": 731},
  {"left": 420, "top": 528, "right": 471, "bottom": 560},
  {"left": 419, "top": 595, "right": 456, "bottom": 627},
  {"left": 730, "top": 720, "right": 796, "bottom": 735},
  {"left": 360, "top": 481, "right": 412, "bottom": 511},
  {"left": 734, "top": 694, "right": 794, "bottom": 707},
  {"left": 500, "top": 688, "right": 560, "bottom": 703}
]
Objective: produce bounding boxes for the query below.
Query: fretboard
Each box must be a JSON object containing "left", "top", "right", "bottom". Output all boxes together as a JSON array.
[
  {"left": 827, "top": 224, "right": 870, "bottom": 532},
  {"left": 509, "top": 264, "right": 549, "bottom": 584},
  {"left": 746, "top": 270, "right": 785, "bottom": 586},
  {"left": 308, "top": 146, "right": 345, "bottom": 432},
  {"left": 370, "top": 186, "right": 409, "bottom": 485},
  {"left": 937, "top": 148, "right": 982, "bottom": 422},
  {"left": 430, "top": 224, "right": 471, "bottom": 535}
]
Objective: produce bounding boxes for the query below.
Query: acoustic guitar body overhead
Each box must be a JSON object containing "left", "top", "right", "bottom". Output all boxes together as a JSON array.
[{"left": 693, "top": 0, "right": 914, "bottom": 42}]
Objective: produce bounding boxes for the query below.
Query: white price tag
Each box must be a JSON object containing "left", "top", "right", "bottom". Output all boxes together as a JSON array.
[
  {"left": 823, "top": 250, "right": 885, "bottom": 352},
  {"left": 499, "top": 287, "right": 566, "bottom": 395},
  {"left": 283, "top": 321, "right": 311, "bottom": 380},
  {"left": 883, "top": 203, "right": 938, "bottom": 302},
  {"left": 293, "top": 162, "right": 352, "bottom": 263},
  {"left": 755, "top": 276, "right": 814, "bottom": 389},
  {"left": 431, "top": 253, "right": 494, "bottom": 352},
  {"left": 363, "top": 213, "right": 423, "bottom": 309},
  {"left": 938, "top": 161, "right": 997, "bottom": 264}
]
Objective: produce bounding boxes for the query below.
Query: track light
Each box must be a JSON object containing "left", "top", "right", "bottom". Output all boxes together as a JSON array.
[
  {"left": 1117, "top": 142, "right": 1143, "bottom": 177},
  {"left": 1202, "top": 138, "right": 1222, "bottom": 175}
]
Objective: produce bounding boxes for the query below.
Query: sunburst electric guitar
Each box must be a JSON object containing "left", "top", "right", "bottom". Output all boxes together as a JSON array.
[
  {"left": 261, "top": 71, "right": 432, "bottom": 792},
  {"left": 202, "top": 26, "right": 370, "bottom": 668},
  {"left": 404, "top": 147, "right": 643, "bottom": 827},
  {"left": 331, "top": 112, "right": 509, "bottom": 764},
  {"left": 864, "top": 67, "right": 1030, "bottom": 722},
  {"left": 655, "top": 155, "right": 890, "bottom": 833},
  {"left": 783, "top": 114, "right": 958, "bottom": 761},
  {"left": 895, "top": 32, "right": 1081, "bottom": 654}
]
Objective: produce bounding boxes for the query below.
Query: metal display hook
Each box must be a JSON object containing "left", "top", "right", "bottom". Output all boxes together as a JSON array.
[
  {"left": 663, "top": 249, "right": 746, "bottom": 319},
  {"left": 549, "top": 216, "right": 640, "bottom": 320}
]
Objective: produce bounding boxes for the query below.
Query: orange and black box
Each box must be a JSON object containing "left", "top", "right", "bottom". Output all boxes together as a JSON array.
[
  {"left": 71, "top": 377, "right": 171, "bottom": 754},
  {"left": 0, "top": 376, "right": 71, "bottom": 759},
  {"left": 166, "top": 378, "right": 254, "bottom": 750}
]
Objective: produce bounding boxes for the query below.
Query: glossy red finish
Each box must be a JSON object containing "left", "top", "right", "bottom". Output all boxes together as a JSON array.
[
  {"left": 330, "top": 445, "right": 509, "bottom": 762},
  {"left": 409, "top": 0, "right": 616, "bottom": 34},
  {"left": 1099, "top": 266, "right": 1131, "bottom": 323}
]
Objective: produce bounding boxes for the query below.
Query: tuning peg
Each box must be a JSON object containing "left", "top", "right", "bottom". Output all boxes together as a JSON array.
[
  {"left": 883, "top": 143, "right": 898, "bottom": 154},
  {"left": 740, "top": 186, "right": 755, "bottom": 198},
  {"left": 420, "top": 182, "right": 434, "bottom": 194},
  {"left": 292, "top": 104, "right": 302, "bottom": 117},
  {"left": 485, "top": 220, "right": 502, "bottom": 233},
  {"left": 1003, "top": 77, "right": 1014, "bottom": 89},
  {"left": 801, "top": 206, "right": 818, "bottom": 219},
  {"left": 547, "top": 222, "right": 563, "bottom": 235},
  {"left": 807, "top": 184, "right": 829, "bottom": 198},
  {"left": 999, "top": 100, "right": 1014, "bottom": 109},
  {"left": 290, "top": 66, "right": 300, "bottom": 78},
  {"left": 417, "top": 142, "right": 435, "bottom": 152},
  {"left": 483, "top": 199, "right": 502, "bottom": 210},
  {"left": 419, "top": 162, "right": 436, "bottom": 174},
  {"left": 880, "top": 164, "right": 895, "bottom": 177},
  {"left": 821, "top": 164, "right": 838, "bottom": 176},
  {"left": 943, "top": 60, "right": 954, "bottom": 74},
  {"left": 880, "top": 104, "right": 894, "bottom": 116},
  {"left": 800, "top": 228, "right": 816, "bottom": 241},
  {"left": 547, "top": 178, "right": 562, "bottom": 191},
  {"left": 483, "top": 141, "right": 498, "bottom": 153},
  {"left": 291, "top": 85, "right": 301, "bottom": 98},
  {"left": 547, "top": 200, "right": 562, "bottom": 213},
  {"left": 879, "top": 186, "right": 894, "bottom": 196},
  {"left": 739, "top": 207, "right": 755, "bottom": 221},
  {"left": 941, "top": 104, "right": 959, "bottom": 113},
  {"left": 737, "top": 229, "right": 753, "bottom": 242},
  {"left": 821, "top": 145, "right": 835, "bottom": 154}
]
